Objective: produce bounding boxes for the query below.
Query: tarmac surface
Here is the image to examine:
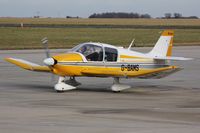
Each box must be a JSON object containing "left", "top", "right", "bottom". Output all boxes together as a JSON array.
[{"left": 0, "top": 46, "right": 200, "bottom": 133}]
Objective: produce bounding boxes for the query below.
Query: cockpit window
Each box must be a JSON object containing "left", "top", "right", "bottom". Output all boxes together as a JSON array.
[
  {"left": 76, "top": 44, "right": 103, "bottom": 61},
  {"left": 70, "top": 44, "right": 82, "bottom": 52},
  {"left": 105, "top": 47, "right": 118, "bottom": 62}
]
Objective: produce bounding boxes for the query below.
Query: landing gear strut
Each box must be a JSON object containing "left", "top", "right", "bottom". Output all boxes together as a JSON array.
[
  {"left": 111, "top": 77, "right": 131, "bottom": 92},
  {"left": 54, "top": 76, "right": 81, "bottom": 92}
]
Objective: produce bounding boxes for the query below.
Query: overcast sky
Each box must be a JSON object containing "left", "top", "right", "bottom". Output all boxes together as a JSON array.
[{"left": 0, "top": 0, "right": 199, "bottom": 18}]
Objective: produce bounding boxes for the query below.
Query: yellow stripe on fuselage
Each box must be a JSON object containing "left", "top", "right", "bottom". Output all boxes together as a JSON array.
[
  {"left": 120, "top": 55, "right": 144, "bottom": 59},
  {"left": 120, "top": 55, "right": 153, "bottom": 63}
]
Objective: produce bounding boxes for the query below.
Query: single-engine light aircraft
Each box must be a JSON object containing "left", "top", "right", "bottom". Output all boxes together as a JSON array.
[{"left": 5, "top": 30, "right": 192, "bottom": 92}]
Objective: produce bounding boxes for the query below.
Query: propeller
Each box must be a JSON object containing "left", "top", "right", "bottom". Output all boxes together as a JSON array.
[
  {"left": 41, "top": 37, "right": 56, "bottom": 82},
  {"left": 41, "top": 37, "right": 50, "bottom": 58}
]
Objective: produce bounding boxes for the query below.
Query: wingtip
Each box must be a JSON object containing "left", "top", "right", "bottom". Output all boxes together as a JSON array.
[{"left": 4, "top": 57, "right": 12, "bottom": 62}]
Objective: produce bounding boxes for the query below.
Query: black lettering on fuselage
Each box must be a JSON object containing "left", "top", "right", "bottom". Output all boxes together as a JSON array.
[{"left": 121, "top": 64, "right": 139, "bottom": 71}]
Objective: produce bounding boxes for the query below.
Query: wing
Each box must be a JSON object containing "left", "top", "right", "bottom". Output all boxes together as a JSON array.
[
  {"left": 137, "top": 67, "right": 183, "bottom": 79},
  {"left": 5, "top": 58, "right": 51, "bottom": 72}
]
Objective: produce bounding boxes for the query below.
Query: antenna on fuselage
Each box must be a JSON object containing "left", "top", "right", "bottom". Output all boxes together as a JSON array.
[{"left": 128, "top": 38, "right": 135, "bottom": 51}]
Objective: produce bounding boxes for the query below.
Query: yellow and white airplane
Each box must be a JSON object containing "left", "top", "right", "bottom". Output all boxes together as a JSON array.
[{"left": 5, "top": 30, "right": 192, "bottom": 92}]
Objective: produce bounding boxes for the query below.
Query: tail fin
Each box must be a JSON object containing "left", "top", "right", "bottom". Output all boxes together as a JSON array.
[{"left": 148, "top": 30, "right": 174, "bottom": 57}]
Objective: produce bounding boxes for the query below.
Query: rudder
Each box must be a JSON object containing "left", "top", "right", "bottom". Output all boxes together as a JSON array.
[{"left": 148, "top": 30, "right": 174, "bottom": 57}]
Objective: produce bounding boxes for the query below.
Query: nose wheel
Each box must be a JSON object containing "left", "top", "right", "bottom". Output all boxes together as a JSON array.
[{"left": 54, "top": 76, "right": 81, "bottom": 92}]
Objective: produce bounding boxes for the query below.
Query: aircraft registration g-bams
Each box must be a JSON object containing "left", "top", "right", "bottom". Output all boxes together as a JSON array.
[{"left": 5, "top": 30, "right": 192, "bottom": 92}]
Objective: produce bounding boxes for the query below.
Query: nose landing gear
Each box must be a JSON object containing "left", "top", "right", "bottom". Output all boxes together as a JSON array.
[{"left": 54, "top": 76, "right": 81, "bottom": 92}]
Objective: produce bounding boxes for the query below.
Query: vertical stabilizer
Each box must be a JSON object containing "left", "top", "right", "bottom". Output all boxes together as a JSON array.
[{"left": 148, "top": 30, "right": 174, "bottom": 57}]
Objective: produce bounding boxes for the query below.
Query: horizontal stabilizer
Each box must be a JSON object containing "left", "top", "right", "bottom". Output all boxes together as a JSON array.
[
  {"left": 150, "top": 56, "right": 193, "bottom": 61},
  {"left": 4, "top": 58, "right": 51, "bottom": 72}
]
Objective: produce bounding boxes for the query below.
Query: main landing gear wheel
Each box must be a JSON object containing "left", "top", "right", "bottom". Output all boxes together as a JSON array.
[
  {"left": 54, "top": 77, "right": 81, "bottom": 92},
  {"left": 111, "top": 77, "right": 131, "bottom": 92}
]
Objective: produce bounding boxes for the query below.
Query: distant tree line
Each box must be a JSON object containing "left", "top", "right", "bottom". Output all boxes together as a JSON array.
[
  {"left": 163, "top": 13, "right": 198, "bottom": 19},
  {"left": 89, "top": 12, "right": 151, "bottom": 18},
  {"left": 88, "top": 12, "right": 198, "bottom": 19}
]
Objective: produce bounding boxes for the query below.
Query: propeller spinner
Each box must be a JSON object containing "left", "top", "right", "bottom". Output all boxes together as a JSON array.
[{"left": 43, "top": 58, "right": 57, "bottom": 66}]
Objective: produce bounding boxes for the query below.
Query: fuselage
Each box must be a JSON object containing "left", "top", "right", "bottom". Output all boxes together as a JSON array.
[{"left": 50, "top": 42, "right": 175, "bottom": 78}]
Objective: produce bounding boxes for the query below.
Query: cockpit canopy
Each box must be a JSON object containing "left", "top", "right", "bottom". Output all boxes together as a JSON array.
[{"left": 71, "top": 43, "right": 118, "bottom": 62}]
